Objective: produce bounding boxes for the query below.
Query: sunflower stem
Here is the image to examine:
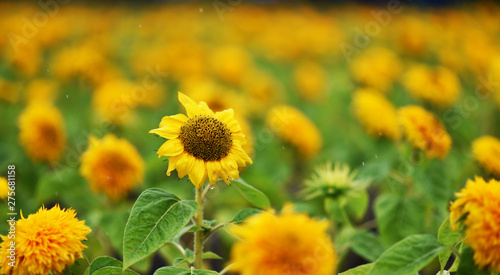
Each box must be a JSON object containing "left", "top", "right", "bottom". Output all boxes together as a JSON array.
[{"left": 194, "top": 186, "right": 204, "bottom": 269}]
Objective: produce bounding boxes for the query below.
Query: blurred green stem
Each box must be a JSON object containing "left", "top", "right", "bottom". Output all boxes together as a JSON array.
[{"left": 194, "top": 186, "right": 204, "bottom": 269}]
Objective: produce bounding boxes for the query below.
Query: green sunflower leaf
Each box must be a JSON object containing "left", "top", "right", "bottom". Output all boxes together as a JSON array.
[
  {"left": 123, "top": 188, "right": 198, "bottom": 270},
  {"left": 89, "top": 256, "right": 139, "bottom": 275},
  {"left": 230, "top": 178, "right": 271, "bottom": 209},
  {"left": 230, "top": 208, "right": 262, "bottom": 223},
  {"left": 367, "top": 234, "right": 444, "bottom": 275},
  {"left": 153, "top": 266, "right": 219, "bottom": 275}
]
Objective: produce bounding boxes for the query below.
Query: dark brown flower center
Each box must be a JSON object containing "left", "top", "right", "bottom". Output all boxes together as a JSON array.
[{"left": 179, "top": 115, "right": 232, "bottom": 161}]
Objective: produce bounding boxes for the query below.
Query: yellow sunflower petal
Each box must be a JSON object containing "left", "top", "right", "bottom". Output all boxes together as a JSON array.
[
  {"left": 157, "top": 139, "right": 184, "bottom": 157},
  {"left": 216, "top": 110, "right": 242, "bottom": 132},
  {"left": 230, "top": 146, "right": 253, "bottom": 166},
  {"left": 159, "top": 114, "right": 188, "bottom": 128},
  {"left": 207, "top": 161, "right": 225, "bottom": 186},
  {"left": 149, "top": 127, "right": 180, "bottom": 139},
  {"left": 176, "top": 153, "right": 196, "bottom": 178},
  {"left": 199, "top": 102, "right": 215, "bottom": 115},
  {"left": 167, "top": 153, "right": 183, "bottom": 176},
  {"left": 189, "top": 158, "right": 207, "bottom": 188},
  {"left": 221, "top": 158, "right": 239, "bottom": 181},
  {"left": 178, "top": 92, "right": 203, "bottom": 117}
]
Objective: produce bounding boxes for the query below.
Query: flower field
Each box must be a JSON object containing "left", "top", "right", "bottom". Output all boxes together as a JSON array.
[{"left": 0, "top": 1, "right": 500, "bottom": 274}]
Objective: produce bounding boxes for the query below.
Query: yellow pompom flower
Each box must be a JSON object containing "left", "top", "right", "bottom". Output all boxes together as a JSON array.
[
  {"left": 398, "top": 105, "right": 451, "bottom": 159},
  {"left": 402, "top": 64, "right": 460, "bottom": 107},
  {"left": 0, "top": 205, "right": 91, "bottom": 275},
  {"left": 449, "top": 177, "right": 500, "bottom": 271},
  {"left": 350, "top": 47, "right": 402, "bottom": 93},
  {"left": 472, "top": 136, "right": 500, "bottom": 177},
  {"left": 18, "top": 103, "right": 67, "bottom": 163},
  {"left": 266, "top": 105, "right": 322, "bottom": 158},
  {"left": 149, "top": 92, "right": 252, "bottom": 188},
  {"left": 230, "top": 204, "right": 337, "bottom": 275},
  {"left": 0, "top": 177, "right": 8, "bottom": 199},
  {"left": 352, "top": 88, "right": 401, "bottom": 140},
  {"left": 80, "top": 134, "right": 145, "bottom": 200},
  {"left": 293, "top": 60, "right": 326, "bottom": 102}
]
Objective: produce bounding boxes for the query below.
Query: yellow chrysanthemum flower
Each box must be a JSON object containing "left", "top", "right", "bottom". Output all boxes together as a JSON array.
[
  {"left": 0, "top": 205, "right": 91, "bottom": 275},
  {"left": 149, "top": 92, "right": 252, "bottom": 188},
  {"left": 472, "top": 136, "right": 500, "bottom": 177},
  {"left": 352, "top": 88, "right": 401, "bottom": 140},
  {"left": 449, "top": 177, "right": 500, "bottom": 271},
  {"left": 80, "top": 134, "right": 145, "bottom": 200},
  {"left": 230, "top": 204, "right": 337, "bottom": 275},
  {"left": 293, "top": 60, "right": 326, "bottom": 102},
  {"left": 350, "top": 47, "right": 402, "bottom": 93},
  {"left": 402, "top": 64, "right": 460, "bottom": 107},
  {"left": 0, "top": 177, "right": 8, "bottom": 199},
  {"left": 18, "top": 103, "right": 67, "bottom": 163},
  {"left": 266, "top": 105, "right": 322, "bottom": 158},
  {"left": 398, "top": 105, "right": 451, "bottom": 159}
]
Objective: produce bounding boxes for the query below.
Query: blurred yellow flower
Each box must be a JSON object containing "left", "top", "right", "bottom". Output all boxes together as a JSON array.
[
  {"left": 472, "top": 136, "right": 500, "bottom": 177},
  {"left": 242, "top": 70, "right": 285, "bottom": 116},
  {"left": 0, "top": 78, "right": 20, "bottom": 104},
  {"left": 230, "top": 204, "right": 337, "bottom": 275},
  {"left": 352, "top": 88, "right": 401, "bottom": 140},
  {"left": 0, "top": 205, "right": 91, "bottom": 275},
  {"left": 0, "top": 177, "right": 8, "bottom": 199},
  {"left": 80, "top": 134, "right": 144, "bottom": 200},
  {"left": 149, "top": 92, "right": 252, "bottom": 188},
  {"left": 92, "top": 79, "right": 136, "bottom": 125},
  {"left": 403, "top": 64, "right": 460, "bottom": 107},
  {"left": 398, "top": 105, "right": 451, "bottom": 159},
  {"left": 293, "top": 60, "right": 326, "bottom": 102},
  {"left": 25, "top": 79, "right": 59, "bottom": 105},
  {"left": 210, "top": 45, "right": 253, "bottom": 85},
  {"left": 266, "top": 105, "right": 322, "bottom": 158},
  {"left": 449, "top": 176, "right": 500, "bottom": 271},
  {"left": 18, "top": 103, "right": 67, "bottom": 163},
  {"left": 350, "top": 47, "right": 402, "bottom": 93}
]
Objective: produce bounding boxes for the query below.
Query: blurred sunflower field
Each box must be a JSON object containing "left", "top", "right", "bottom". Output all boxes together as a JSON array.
[{"left": 1, "top": 0, "right": 500, "bottom": 274}]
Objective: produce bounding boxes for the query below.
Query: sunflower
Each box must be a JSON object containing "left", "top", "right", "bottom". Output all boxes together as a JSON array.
[
  {"left": 398, "top": 105, "right": 451, "bottom": 159},
  {"left": 266, "top": 105, "right": 322, "bottom": 158},
  {"left": 352, "top": 88, "right": 401, "bottom": 140},
  {"left": 0, "top": 177, "right": 8, "bottom": 199},
  {"left": 450, "top": 177, "right": 500, "bottom": 271},
  {"left": 80, "top": 134, "right": 145, "bottom": 200},
  {"left": 25, "top": 78, "right": 59, "bottom": 105},
  {"left": 149, "top": 92, "right": 252, "bottom": 188},
  {"left": 230, "top": 204, "right": 337, "bottom": 275},
  {"left": 471, "top": 135, "right": 500, "bottom": 177},
  {"left": 0, "top": 205, "right": 91, "bottom": 275},
  {"left": 18, "top": 103, "right": 67, "bottom": 163},
  {"left": 92, "top": 79, "right": 137, "bottom": 125}
]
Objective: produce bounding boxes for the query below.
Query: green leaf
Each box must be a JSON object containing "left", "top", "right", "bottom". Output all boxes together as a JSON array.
[
  {"left": 231, "top": 208, "right": 262, "bottom": 223},
  {"left": 89, "top": 257, "right": 139, "bottom": 275},
  {"left": 456, "top": 245, "right": 489, "bottom": 275},
  {"left": 202, "top": 251, "right": 223, "bottom": 260},
  {"left": 437, "top": 217, "right": 463, "bottom": 272},
  {"left": 123, "top": 188, "right": 198, "bottom": 270},
  {"left": 153, "top": 267, "right": 219, "bottom": 275},
  {"left": 350, "top": 230, "right": 386, "bottom": 262},
  {"left": 324, "top": 197, "right": 350, "bottom": 224},
  {"left": 339, "top": 263, "right": 373, "bottom": 275},
  {"left": 345, "top": 189, "right": 369, "bottom": 221},
  {"left": 186, "top": 226, "right": 204, "bottom": 232},
  {"left": 230, "top": 179, "right": 271, "bottom": 209},
  {"left": 93, "top": 267, "right": 139, "bottom": 275},
  {"left": 374, "top": 194, "right": 425, "bottom": 245},
  {"left": 367, "top": 234, "right": 444, "bottom": 275}
]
